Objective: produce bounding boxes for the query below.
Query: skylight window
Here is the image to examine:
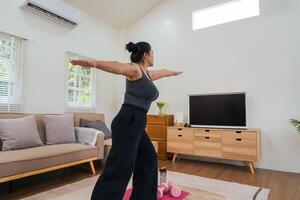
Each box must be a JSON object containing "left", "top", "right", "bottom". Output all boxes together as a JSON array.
[{"left": 192, "top": 0, "right": 260, "bottom": 31}]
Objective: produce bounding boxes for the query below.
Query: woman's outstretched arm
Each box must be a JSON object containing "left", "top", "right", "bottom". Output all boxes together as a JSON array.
[
  {"left": 148, "top": 69, "right": 183, "bottom": 81},
  {"left": 70, "top": 60, "right": 138, "bottom": 77}
]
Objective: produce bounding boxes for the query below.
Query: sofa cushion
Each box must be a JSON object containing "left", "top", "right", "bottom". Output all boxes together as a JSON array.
[
  {"left": 80, "top": 119, "right": 111, "bottom": 140},
  {"left": 0, "top": 115, "right": 44, "bottom": 151},
  {"left": 43, "top": 113, "right": 76, "bottom": 145},
  {"left": 0, "top": 143, "right": 98, "bottom": 178}
]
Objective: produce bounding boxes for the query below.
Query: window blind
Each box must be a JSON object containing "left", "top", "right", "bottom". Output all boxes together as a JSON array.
[
  {"left": 0, "top": 32, "right": 24, "bottom": 113},
  {"left": 66, "top": 52, "right": 96, "bottom": 112}
]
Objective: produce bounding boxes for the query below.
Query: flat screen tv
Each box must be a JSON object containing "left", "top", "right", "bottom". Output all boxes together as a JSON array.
[{"left": 188, "top": 92, "right": 247, "bottom": 129}]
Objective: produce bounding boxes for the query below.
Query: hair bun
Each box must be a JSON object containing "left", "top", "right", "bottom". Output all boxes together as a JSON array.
[{"left": 126, "top": 42, "right": 138, "bottom": 53}]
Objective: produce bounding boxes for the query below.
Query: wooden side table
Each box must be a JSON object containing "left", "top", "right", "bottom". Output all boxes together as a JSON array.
[{"left": 146, "top": 114, "right": 174, "bottom": 160}]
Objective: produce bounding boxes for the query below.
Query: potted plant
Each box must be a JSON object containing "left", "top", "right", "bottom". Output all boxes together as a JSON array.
[
  {"left": 290, "top": 119, "right": 300, "bottom": 133},
  {"left": 156, "top": 100, "right": 166, "bottom": 115}
]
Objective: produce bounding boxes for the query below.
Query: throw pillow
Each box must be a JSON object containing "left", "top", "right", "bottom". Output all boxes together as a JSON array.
[
  {"left": 80, "top": 119, "right": 111, "bottom": 140},
  {"left": 43, "top": 113, "right": 76, "bottom": 145},
  {"left": 0, "top": 115, "right": 44, "bottom": 151}
]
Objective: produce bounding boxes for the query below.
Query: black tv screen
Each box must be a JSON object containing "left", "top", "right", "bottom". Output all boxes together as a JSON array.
[{"left": 189, "top": 93, "right": 246, "bottom": 128}]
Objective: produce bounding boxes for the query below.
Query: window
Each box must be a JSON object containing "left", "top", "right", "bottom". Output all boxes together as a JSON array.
[
  {"left": 66, "top": 52, "right": 96, "bottom": 112},
  {"left": 0, "top": 32, "right": 24, "bottom": 113},
  {"left": 192, "top": 0, "right": 260, "bottom": 31}
]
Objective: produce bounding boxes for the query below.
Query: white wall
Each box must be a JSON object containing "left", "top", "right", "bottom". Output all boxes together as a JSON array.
[
  {"left": 1, "top": 0, "right": 299, "bottom": 173},
  {"left": 0, "top": 0, "right": 124, "bottom": 126},
  {"left": 125, "top": 0, "right": 300, "bottom": 173}
]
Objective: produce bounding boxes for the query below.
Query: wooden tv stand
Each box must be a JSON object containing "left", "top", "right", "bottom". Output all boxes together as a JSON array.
[{"left": 166, "top": 126, "right": 261, "bottom": 174}]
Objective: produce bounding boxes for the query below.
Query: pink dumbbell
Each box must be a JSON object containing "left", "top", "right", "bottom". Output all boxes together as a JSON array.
[
  {"left": 168, "top": 181, "right": 181, "bottom": 198},
  {"left": 159, "top": 182, "right": 170, "bottom": 193},
  {"left": 157, "top": 185, "right": 164, "bottom": 199}
]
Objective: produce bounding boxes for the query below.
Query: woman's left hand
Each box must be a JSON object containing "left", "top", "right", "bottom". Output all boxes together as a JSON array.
[
  {"left": 70, "top": 60, "right": 97, "bottom": 68},
  {"left": 172, "top": 71, "right": 183, "bottom": 76}
]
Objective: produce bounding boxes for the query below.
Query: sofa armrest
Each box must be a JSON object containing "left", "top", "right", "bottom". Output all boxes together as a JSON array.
[{"left": 95, "top": 133, "right": 105, "bottom": 159}]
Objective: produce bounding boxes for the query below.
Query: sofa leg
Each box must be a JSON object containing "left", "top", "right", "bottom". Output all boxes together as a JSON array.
[
  {"left": 89, "top": 161, "right": 96, "bottom": 175},
  {"left": 63, "top": 168, "right": 68, "bottom": 174},
  {"left": 9, "top": 181, "right": 13, "bottom": 192}
]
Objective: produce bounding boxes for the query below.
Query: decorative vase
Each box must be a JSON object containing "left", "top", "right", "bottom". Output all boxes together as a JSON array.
[{"left": 159, "top": 108, "right": 163, "bottom": 115}]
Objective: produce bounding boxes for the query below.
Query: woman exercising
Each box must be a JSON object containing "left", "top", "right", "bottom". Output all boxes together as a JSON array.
[{"left": 71, "top": 41, "right": 183, "bottom": 200}]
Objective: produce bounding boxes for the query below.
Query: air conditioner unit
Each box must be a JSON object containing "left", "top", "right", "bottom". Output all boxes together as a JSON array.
[{"left": 22, "top": 0, "right": 81, "bottom": 27}]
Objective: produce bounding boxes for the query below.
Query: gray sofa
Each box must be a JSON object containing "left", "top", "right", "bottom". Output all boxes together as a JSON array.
[{"left": 0, "top": 113, "right": 105, "bottom": 184}]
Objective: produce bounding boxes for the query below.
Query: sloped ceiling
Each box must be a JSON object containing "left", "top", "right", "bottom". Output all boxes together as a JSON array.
[{"left": 64, "top": 0, "right": 164, "bottom": 29}]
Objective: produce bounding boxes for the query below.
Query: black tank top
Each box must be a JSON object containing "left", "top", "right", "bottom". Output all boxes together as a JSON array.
[{"left": 123, "top": 66, "right": 159, "bottom": 111}]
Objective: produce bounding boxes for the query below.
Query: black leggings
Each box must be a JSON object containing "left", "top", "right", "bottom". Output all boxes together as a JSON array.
[{"left": 91, "top": 103, "right": 158, "bottom": 200}]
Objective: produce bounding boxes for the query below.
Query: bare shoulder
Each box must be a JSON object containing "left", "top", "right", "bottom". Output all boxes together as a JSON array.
[
  {"left": 147, "top": 69, "right": 153, "bottom": 80},
  {"left": 126, "top": 63, "right": 142, "bottom": 81}
]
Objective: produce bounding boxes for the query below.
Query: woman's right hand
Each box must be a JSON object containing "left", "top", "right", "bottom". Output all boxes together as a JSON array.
[{"left": 70, "top": 60, "right": 97, "bottom": 68}]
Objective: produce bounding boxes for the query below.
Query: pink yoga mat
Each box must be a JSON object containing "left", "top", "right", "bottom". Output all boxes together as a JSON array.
[{"left": 123, "top": 187, "right": 190, "bottom": 200}]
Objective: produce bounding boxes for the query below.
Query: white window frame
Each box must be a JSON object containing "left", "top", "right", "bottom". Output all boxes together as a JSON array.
[
  {"left": 192, "top": 0, "right": 260, "bottom": 31},
  {"left": 65, "top": 52, "right": 96, "bottom": 112},
  {"left": 0, "top": 31, "right": 25, "bottom": 113}
]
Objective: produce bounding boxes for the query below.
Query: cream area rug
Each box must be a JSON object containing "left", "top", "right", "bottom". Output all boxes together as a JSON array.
[{"left": 22, "top": 170, "right": 269, "bottom": 200}]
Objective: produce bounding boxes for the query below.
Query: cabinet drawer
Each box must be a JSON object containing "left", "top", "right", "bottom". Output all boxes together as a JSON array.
[
  {"left": 147, "top": 115, "right": 166, "bottom": 125},
  {"left": 156, "top": 140, "right": 166, "bottom": 155},
  {"left": 222, "top": 137, "right": 257, "bottom": 161},
  {"left": 223, "top": 130, "right": 257, "bottom": 139},
  {"left": 194, "top": 136, "right": 222, "bottom": 158},
  {"left": 167, "top": 128, "right": 194, "bottom": 154},
  {"left": 147, "top": 125, "right": 165, "bottom": 140},
  {"left": 194, "top": 129, "right": 222, "bottom": 138},
  {"left": 167, "top": 142, "right": 194, "bottom": 154},
  {"left": 167, "top": 127, "right": 194, "bottom": 142}
]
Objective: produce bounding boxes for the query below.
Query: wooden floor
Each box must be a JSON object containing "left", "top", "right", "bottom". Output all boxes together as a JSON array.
[{"left": 0, "top": 159, "right": 300, "bottom": 200}]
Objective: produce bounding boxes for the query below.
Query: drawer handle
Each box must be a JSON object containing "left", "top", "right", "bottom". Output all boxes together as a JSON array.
[
  {"left": 236, "top": 131, "right": 242, "bottom": 133},
  {"left": 178, "top": 134, "right": 182, "bottom": 137},
  {"left": 205, "top": 136, "right": 210, "bottom": 139},
  {"left": 178, "top": 128, "right": 182, "bottom": 130},
  {"left": 236, "top": 138, "right": 242, "bottom": 141},
  {"left": 205, "top": 130, "right": 210, "bottom": 132}
]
